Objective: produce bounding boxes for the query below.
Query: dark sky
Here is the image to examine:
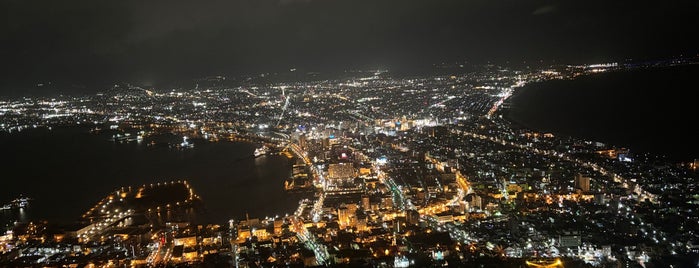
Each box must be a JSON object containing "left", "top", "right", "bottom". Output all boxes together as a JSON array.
[{"left": 1, "top": 0, "right": 698, "bottom": 89}]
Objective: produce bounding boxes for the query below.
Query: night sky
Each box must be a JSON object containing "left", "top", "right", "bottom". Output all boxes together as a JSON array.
[{"left": 1, "top": 0, "right": 698, "bottom": 90}]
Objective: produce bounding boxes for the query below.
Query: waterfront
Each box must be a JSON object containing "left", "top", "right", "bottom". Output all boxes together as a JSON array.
[
  {"left": 0, "top": 127, "right": 300, "bottom": 225},
  {"left": 1, "top": 60, "right": 697, "bottom": 267},
  {"left": 507, "top": 64, "right": 699, "bottom": 162}
]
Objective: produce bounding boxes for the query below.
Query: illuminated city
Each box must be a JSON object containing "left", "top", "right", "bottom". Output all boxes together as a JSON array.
[
  {"left": 1, "top": 1, "right": 698, "bottom": 267},
  {"left": 1, "top": 57, "right": 697, "bottom": 267}
]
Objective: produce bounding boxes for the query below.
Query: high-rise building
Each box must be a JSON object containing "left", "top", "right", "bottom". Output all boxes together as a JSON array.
[
  {"left": 381, "top": 195, "right": 394, "bottom": 210},
  {"left": 337, "top": 205, "right": 350, "bottom": 228},
  {"left": 299, "top": 134, "right": 307, "bottom": 150},
  {"left": 337, "top": 204, "right": 358, "bottom": 228},
  {"left": 356, "top": 211, "right": 368, "bottom": 232},
  {"left": 361, "top": 195, "right": 370, "bottom": 211},
  {"left": 574, "top": 174, "right": 591, "bottom": 192},
  {"left": 406, "top": 209, "right": 420, "bottom": 225},
  {"left": 467, "top": 194, "right": 482, "bottom": 211}
]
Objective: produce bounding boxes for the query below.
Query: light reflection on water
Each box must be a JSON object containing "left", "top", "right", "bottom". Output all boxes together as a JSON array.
[{"left": 1, "top": 127, "right": 303, "bottom": 225}]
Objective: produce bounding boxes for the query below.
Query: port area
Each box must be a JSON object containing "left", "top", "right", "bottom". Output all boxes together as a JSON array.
[{"left": 78, "top": 180, "right": 204, "bottom": 243}]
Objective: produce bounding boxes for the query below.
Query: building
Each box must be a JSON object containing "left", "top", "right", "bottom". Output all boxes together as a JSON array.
[
  {"left": 574, "top": 174, "right": 591, "bottom": 192},
  {"left": 299, "top": 134, "right": 307, "bottom": 149},
  {"left": 274, "top": 218, "right": 284, "bottom": 235},
  {"left": 361, "top": 195, "right": 370, "bottom": 211},
  {"left": 328, "top": 163, "right": 356, "bottom": 180},
  {"left": 337, "top": 204, "right": 358, "bottom": 228},
  {"left": 559, "top": 233, "right": 582, "bottom": 248},
  {"left": 381, "top": 195, "right": 394, "bottom": 210},
  {"left": 173, "top": 236, "right": 197, "bottom": 247},
  {"left": 406, "top": 209, "right": 420, "bottom": 226},
  {"left": 467, "top": 194, "right": 482, "bottom": 211}
]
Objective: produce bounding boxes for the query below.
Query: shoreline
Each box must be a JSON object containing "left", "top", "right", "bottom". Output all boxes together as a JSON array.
[
  {"left": 0, "top": 126, "right": 300, "bottom": 225},
  {"left": 499, "top": 66, "right": 698, "bottom": 162}
]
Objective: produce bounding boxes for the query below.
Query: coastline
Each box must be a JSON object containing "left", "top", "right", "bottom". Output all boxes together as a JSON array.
[
  {"left": 0, "top": 126, "right": 300, "bottom": 225},
  {"left": 500, "top": 65, "right": 699, "bottom": 162}
]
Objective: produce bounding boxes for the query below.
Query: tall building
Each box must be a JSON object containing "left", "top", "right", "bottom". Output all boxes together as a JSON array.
[
  {"left": 381, "top": 195, "right": 394, "bottom": 210},
  {"left": 574, "top": 174, "right": 591, "bottom": 192},
  {"left": 361, "top": 195, "right": 370, "bottom": 211},
  {"left": 467, "top": 194, "right": 482, "bottom": 211},
  {"left": 406, "top": 209, "right": 420, "bottom": 226},
  {"left": 299, "top": 134, "right": 307, "bottom": 150},
  {"left": 337, "top": 204, "right": 358, "bottom": 229},
  {"left": 337, "top": 205, "right": 350, "bottom": 228}
]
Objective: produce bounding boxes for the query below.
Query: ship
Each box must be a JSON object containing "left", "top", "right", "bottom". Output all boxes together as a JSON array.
[
  {"left": 170, "top": 136, "right": 195, "bottom": 150},
  {"left": 13, "top": 196, "right": 30, "bottom": 208},
  {"left": 180, "top": 136, "right": 194, "bottom": 149},
  {"left": 1, "top": 196, "right": 31, "bottom": 210},
  {"left": 253, "top": 145, "right": 269, "bottom": 157}
]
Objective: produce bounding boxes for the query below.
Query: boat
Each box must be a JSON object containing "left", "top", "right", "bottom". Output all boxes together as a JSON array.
[
  {"left": 170, "top": 136, "right": 194, "bottom": 150},
  {"left": 254, "top": 145, "right": 269, "bottom": 157},
  {"left": 2, "top": 196, "right": 31, "bottom": 210},
  {"left": 180, "top": 136, "right": 194, "bottom": 148},
  {"left": 12, "top": 196, "right": 30, "bottom": 208}
]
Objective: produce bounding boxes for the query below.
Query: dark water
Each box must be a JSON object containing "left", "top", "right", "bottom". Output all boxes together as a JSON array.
[
  {"left": 0, "top": 127, "right": 300, "bottom": 226},
  {"left": 507, "top": 64, "right": 699, "bottom": 162}
]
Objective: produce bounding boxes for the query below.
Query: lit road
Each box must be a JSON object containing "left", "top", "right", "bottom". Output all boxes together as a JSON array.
[
  {"left": 287, "top": 140, "right": 329, "bottom": 265},
  {"left": 376, "top": 167, "right": 411, "bottom": 211},
  {"left": 290, "top": 216, "right": 329, "bottom": 265},
  {"left": 80, "top": 209, "right": 134, "bottom": 242},
  {"left": 289, "top": 142, "right": 312, "bottom": 165},
  {"left": 311, "top": 193, "right": 325, "bottom": 223},
  {"left": 486, "top": 81, "right": 524, "bottom": 118},
  {"left": 417, "top": 159, "right": 477, "bottom": 247}
]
